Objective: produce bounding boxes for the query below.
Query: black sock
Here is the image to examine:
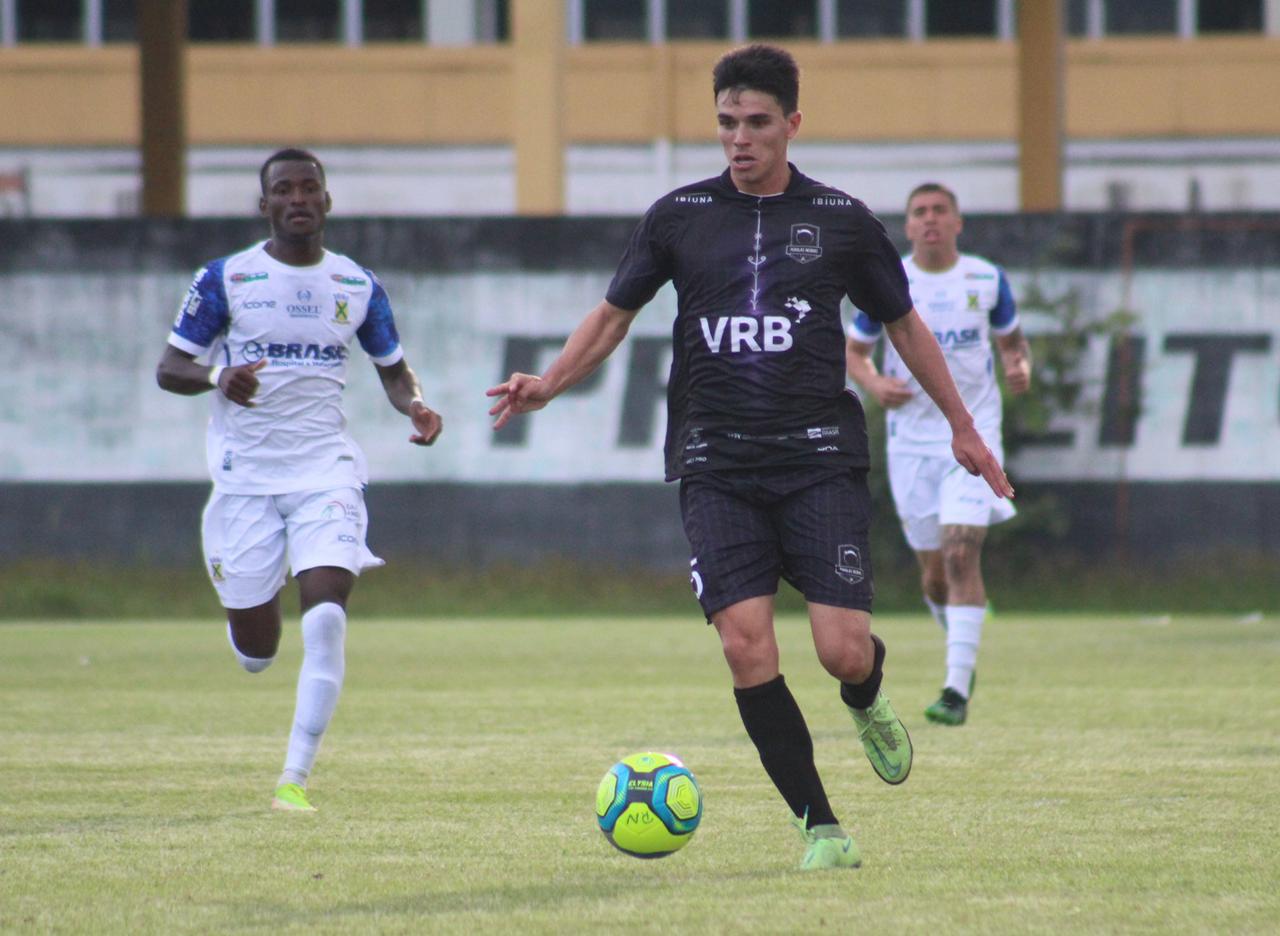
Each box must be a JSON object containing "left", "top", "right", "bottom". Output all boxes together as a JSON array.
[
  {"left": 840, "top": 633, "right": 886, "bottom": 710},
  {"left": 734, "top": 674, "right": 837, "bottom": 828}
]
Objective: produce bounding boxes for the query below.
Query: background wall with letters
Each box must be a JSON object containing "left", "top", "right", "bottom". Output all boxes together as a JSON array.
[{"left": 1, "top": 215, "right": 1277, "bottom": 568}]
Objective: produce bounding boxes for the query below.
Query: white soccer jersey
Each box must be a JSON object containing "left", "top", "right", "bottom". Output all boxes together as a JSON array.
[
  {"left": 849, "top": 253, "right": 1018, "bottom": 457},
  {"left": 168, "top": 241, "right": 404, "bottom": 495}
]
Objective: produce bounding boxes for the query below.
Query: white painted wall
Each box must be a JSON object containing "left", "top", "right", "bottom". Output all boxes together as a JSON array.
[{"left": 1, "top": 268, "right": 1276, "bottom": 484}]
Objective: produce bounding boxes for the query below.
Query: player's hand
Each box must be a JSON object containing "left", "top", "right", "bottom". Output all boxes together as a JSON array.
[
  {"left": 408, "top": 400, "right": 442, "bottom": 446},
  {"left": 871, "top": 375, "right": 913, "bottom": 409},
  {"left": 951, "top": 423, "right": 1015, "bottom": 499},
  {"left": 1003, "top": 353, "right": 1032, "bottom": 395},
  {"left": 486, "top": 373, "right": 551, "bottom": 430},
  {"left": 217, "top": 359, "right": 268, "bottom": 408}
]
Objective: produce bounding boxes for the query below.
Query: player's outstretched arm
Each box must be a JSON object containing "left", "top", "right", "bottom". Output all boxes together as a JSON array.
[
  {"left": 846, "top": 336, "right": 913, "bottom": 409},
  {"left": 486, "top": 299, "right": 640, "bottom": 430},
  {"left": 156, "top": 345, "right": 266, "bottom": 407},
  {"left": 376, "top": 359, "right": 442, "bottom": 446},
  {"left": 884, "top": 308, "right": 1014, "bottom": 499}
]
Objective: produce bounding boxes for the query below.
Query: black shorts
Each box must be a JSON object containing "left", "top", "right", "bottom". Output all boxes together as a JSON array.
[{"left": 678, "top": 465, "right": 874, "bottom": 618}]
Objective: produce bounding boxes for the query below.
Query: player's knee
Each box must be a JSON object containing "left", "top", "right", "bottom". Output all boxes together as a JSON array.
[
  {"left": 301, "top": 602, "right": 347, "bottom": 655},
  {"left": 819, "top": 639, "right": 872, "bottom": 683},
  {"left": 942, "top": 543, "right": 981, "bottom": 581},
  {"left": 921, "top": 574, "right": 948, "bottom": 604},
  {"left": 719, "top": 631, "right": 778, "bottom": 680}
]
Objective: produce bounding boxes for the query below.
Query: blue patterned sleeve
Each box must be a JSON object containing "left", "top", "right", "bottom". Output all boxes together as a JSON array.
[
  {"left": 990, "top": 268, "right": 1019, "bottom": 333},
  {"left": 356, "top": 273, "right": 403, "bottom": 363},
  {"left": 169, "top": 260, "right": 229, "bottom": 352},
  {"left": 847, "top": 309, "right": 884, "bottom": 343}
]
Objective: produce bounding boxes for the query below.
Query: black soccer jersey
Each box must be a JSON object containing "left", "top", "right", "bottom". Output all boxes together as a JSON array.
[{"left": 606, "top": 165, "right": 913, "bottom": 481}]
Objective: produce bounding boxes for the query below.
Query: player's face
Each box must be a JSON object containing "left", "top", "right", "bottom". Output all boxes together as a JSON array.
[
  {"left": 905, "top": 190, "right": 962, "bottom": 254},
  {"left": 260, "top": 161, "right": 330, "bottom": 241},
  {"left": 716, "top": 89, "right": 801, "bottom": 195}
]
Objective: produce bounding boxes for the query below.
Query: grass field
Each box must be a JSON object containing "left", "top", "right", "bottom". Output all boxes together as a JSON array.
[{"left": 2, "top": 612, "right": 1277, "bottom": 934}]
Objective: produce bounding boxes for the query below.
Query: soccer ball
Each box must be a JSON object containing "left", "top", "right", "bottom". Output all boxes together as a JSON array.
[{"left": 595, "top": 752, "right": 702, "bottom": 858}]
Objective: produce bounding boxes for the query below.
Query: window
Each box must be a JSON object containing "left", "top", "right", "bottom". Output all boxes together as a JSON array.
[
  {"left": 104, "top": 0, "right": 136, "bottom": 42},
  {"left": 1066, "top": 0, "right": 1090, "bottom": 36},
  {"left": 749, "top": 0, "right": 817, "bottom": 37},
  {"left": 837, "top": 0, "right": 906, "bottom": 38},
  {"left": 17, "top": 0, "right": 80, "bottom": 41},
  {"left": 1198, "top": 0, "right": 1262, "bottom": 32},
  {"left": 1107, "top": 0, "right": 1177, "bottom": 34},
  {"left": 477, "top": 0, "right": 509, "bottom": 42},
  {"left": 189, "top": 0, "right": 254, "bottom": 41},
  {"left": 667, "top": 0, "right": 728, "bottom": 39},
  {"left": 365, "top": 0, "right": 423, "bottom": 41},
  {"left": 584, "top": 0, "right": 646, "bottom": 40},
  {"left": 926, "top": 0, "right": 997, "bottom": 36},
  {"left": 277, "top": 0, "right": 341, "bottom": 42}
]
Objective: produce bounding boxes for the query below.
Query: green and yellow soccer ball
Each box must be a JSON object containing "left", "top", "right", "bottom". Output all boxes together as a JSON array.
[{"left": 595, "top": 752, "right": 702, "bottom": 858}]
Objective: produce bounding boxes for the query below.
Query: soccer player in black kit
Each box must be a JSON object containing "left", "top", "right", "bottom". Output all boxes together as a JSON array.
[{"left": 488, "top": 44, "right": 1013, "bottom": 870}]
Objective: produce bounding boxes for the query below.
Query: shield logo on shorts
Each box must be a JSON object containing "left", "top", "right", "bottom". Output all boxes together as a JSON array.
[{"left": 835, "top": 544, "right": 864, "bottom": 585}]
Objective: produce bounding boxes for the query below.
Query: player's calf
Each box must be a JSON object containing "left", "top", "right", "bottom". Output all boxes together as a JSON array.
[{"left": 226, "top": 622, "right": 274, "bottom": 673}]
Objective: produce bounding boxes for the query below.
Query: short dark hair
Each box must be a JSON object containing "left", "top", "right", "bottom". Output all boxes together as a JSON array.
[
  {"left": 259, "top": 148, "right": 325, "bottom": 195},
  {"left": 907, "top": 182, "right": 959, "bottom": 212},
  {"left": 712, "top": 44, "right": 799, "bottom": 116}
]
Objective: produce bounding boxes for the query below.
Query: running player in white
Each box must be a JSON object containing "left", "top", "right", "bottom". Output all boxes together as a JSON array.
[
  {"left": 846, "top": 182, "right": 1031, "bottom": 726},
  {"left": 156, "top": 148, "right": 442, "bottom": 810}
]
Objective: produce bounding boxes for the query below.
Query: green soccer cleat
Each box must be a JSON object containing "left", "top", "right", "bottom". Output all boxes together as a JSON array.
[
  {"left": 848, "top": 692, "right": 913, "bottom": 785},
  {"left": 791, "top": 815, "right": 862, "bottom": 870},
  {"left": 271, "top": 782, "right": 317, "bottom": 812},
  {"left": 924, "top": 688, "right": 968, "bottom": 726}
]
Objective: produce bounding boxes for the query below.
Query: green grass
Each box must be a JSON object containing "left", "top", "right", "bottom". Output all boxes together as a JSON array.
[
  {"left": 3, "top": 555, "right": 1276, "bottom": 619},
  {"left": 2, "top": 613, "right": 1278, "bottom": 934}
]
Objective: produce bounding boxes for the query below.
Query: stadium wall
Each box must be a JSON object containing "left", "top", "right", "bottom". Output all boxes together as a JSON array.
[
  {"left": 5, "top": 38, "right": 1280, "bottom": 216},
  {"left": 1, "top": 214, "right": 1277, "bottom": 571},
  {"left": 4, "top": 39, "right": 1280, "bottom": 146}
]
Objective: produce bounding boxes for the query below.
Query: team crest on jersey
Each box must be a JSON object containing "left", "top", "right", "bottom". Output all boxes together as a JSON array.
[
  {"left": 966, "top": 290, "right": 981, "bottom": 311},
  {"left": 209, "top": 557, "right": 225, "bottom": 582},
  {"left": 332, "top": 293, "right": 350, "bottom": 324},
  {"left": 835, "top": 544, "right": 864, "bottom": 585},
  {"left": 786, "top": 224, "right": 823, "bottom": 264}
]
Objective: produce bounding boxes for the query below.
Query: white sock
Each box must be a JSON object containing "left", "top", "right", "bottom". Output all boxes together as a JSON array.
[
  {"left": 924, "top": 597, "right": 948, "bottom": 632},
  {"left": 227, "top": 622, "right": 274, "bottom": 673},
  {"left": 944, "top": 605, "right": 985, "bottom": 699},
  {"left": 279, "top": 602, "right": 347, "bottom": 788}
]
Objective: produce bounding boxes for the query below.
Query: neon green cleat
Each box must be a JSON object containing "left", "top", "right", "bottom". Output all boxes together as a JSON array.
[
  {"left": 791, "top": 815, "right": 862, "bottom": 870},
  {"left": 271, "top": 782, "right": 317, "bottom": 812},
  {"left": 848, "top": 691, "right": 913, "bottom": 785},
  {"left": 924, "top": 687, "right": 968, "bottom": 726}
]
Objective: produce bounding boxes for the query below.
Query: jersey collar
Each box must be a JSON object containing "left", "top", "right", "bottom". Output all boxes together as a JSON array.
[{"left": 715, "top": 163, "right": 810, "bottom": 199}]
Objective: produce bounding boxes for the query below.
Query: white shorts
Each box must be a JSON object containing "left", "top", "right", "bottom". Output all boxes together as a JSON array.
[
  {"left": 201, "top": 487, "right": 384, "bottom": 610},
  {"left": 887, "top": 451, "right": 1016, "bottom": 552}
]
